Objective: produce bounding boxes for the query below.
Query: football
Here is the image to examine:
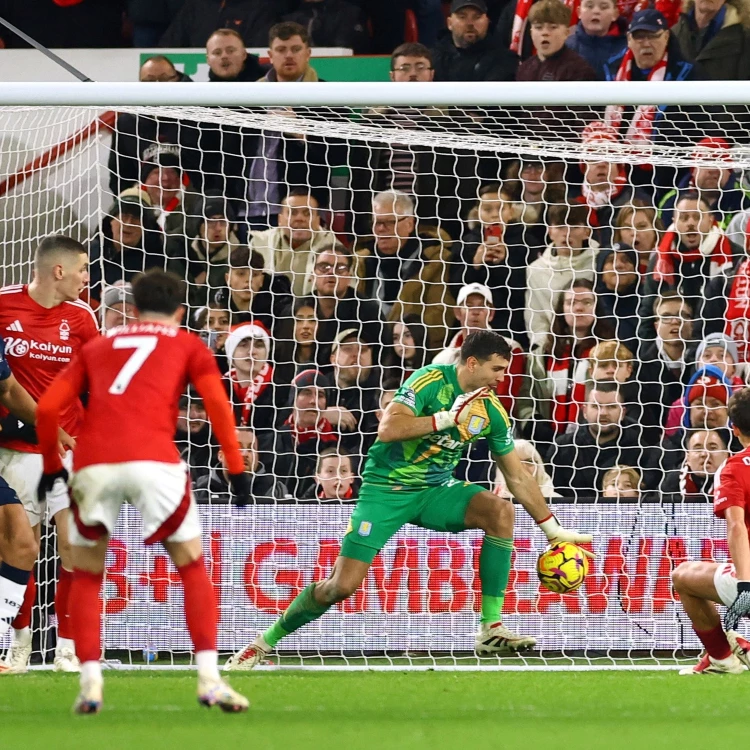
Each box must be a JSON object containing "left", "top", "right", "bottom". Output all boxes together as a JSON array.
[{"left": 537, "top": 542, "right": 589, "bottom": 593}]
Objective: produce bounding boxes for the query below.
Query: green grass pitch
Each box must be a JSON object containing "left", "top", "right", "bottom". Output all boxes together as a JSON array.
[{"left": 2, "top": 670, "right": 749, "bottom": 750}]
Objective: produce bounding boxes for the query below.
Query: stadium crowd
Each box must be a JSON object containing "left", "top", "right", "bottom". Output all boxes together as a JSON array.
[{"left": 7, "top": 0, "right": 750, "bottom": 503}]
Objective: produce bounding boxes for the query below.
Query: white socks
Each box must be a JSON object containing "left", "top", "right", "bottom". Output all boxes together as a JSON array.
[
  {"left": 196, "top": 650, "right": 220, "bottom": 681},
  {"left": 0, "top": 577, "right": 26, "bottom": 638},
  {"left": 80, "top": 660, "right": 102, "bottom": 684}
]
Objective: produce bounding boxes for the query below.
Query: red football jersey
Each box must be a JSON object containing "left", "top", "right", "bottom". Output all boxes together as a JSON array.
[
  {"left": 714, "top": 446, "right": 750, "bottom": 542},
  {"left": 61, "top": 321, "right": 220, "bottom": 470},
  {"left": 0, "top": 284, "right": 98, "bottom": 452}
]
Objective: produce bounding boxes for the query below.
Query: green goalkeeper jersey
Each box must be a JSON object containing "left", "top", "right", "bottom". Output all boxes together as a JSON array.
[{"left": 362, "top": 364, "right": 515, "bottom": 488}]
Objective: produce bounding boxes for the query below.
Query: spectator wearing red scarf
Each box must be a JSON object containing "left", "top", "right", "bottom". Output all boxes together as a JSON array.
[
  {"left": 638, "top": 190, "right": 742, "bottom": 341},
  {"left": 273, "top": 369, "right": 338, "bottom": 498}
]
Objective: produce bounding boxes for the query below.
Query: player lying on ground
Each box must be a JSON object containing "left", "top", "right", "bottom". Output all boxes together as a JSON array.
[
  {"left": 672, "top": 387, "right": 750, "bottom": 675},
  {"left": 227, "top": 331, "right": 594, "bottom": 670},
  {"left": 0, "top": 236, "right": 98, "bottom": 674},
  {"left": 36, "top": 269, "right": 250, "bottom": 714}
]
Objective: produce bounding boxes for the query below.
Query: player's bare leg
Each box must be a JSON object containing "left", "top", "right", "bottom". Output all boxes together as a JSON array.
[
  {"left": 51, "top": 508, "right": 79, "bottom": 673},
  {"left": 162, "top": 537, "right": 248, "bottom": 712},
  {"left": 0, "top": 501, "right": 37, "bottom": 674},
  {"left": 672, "top": 561, "right": 749, "bottom": 675},
  {"left": 464, "top": 491, "right": 536, "bottom": 655},
  {"left": 0, "top": 514, "right": 39, "bottom": 674},
  {"left": 226, "top": 556, "right": 371, "bottom": 671}
]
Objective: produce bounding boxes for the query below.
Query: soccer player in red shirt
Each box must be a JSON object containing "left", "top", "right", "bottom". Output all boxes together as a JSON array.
[
  {"left": 0, "top": 235, "right": 97, "bottom": 674},
  {"left": 36, "top": 269, "right": 249, "bottom": 714},
  {"left": 672, "top": 387, "right": 750, "bottom": 675}
]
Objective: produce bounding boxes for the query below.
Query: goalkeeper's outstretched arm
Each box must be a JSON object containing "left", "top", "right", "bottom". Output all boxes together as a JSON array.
[{"left": 495, "top": 449, "right": 594, "bottom": 553}]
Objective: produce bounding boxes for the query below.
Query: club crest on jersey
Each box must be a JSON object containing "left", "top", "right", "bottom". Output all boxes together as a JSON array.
[
  {"left": 467, "top": 415, "right": 486, "bottom": 435},
  {"left": 59, "top": 320, "right": 70, "bottom": 341}
]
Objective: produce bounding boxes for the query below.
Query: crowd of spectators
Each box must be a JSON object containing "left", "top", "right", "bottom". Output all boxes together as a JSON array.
[{"left": 19, "top": 0, "right": 750, "bottom": 503}]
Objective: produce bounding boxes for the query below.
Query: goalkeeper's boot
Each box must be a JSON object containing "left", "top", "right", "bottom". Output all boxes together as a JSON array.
[
  {"left": 197, "top": 675, "right": 249, "bottom": 713},
  {"left": 679, "top": 652, "right": 746, "bottom": 675},
  {"left": 224, "top": 634, "right": 271, "bottom": 672},
  {"left": 727, "top": 630, "right": 750, "bottom": 669},
  {"left": 0, "top": 627, "right": 32, "bottom": 674},
  {"left": 54, "top": 646, "right": 81, "bottom": 673},
  {"left": 475, "top": 622, "right": 537, "bottom": 656},
  {"left": 72, "top": 677, "right": 103, "bottom": 714}
]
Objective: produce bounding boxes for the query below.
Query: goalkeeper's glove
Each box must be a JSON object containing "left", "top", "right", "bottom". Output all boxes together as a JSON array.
[
  {"left": 432, "top": 387, "right": 491, "bottom": 441},
  {"left": 37, "top": 467, "right": 69, "bottom": 505},
  {"left": 724, "top": 581, "right": 750, "bottom": 632},
  {"left": 228, "top": 472, "right": 252, "bottom": 505},
  {"left": 538, "top": 514, "right": 595, "bottom": 558}
]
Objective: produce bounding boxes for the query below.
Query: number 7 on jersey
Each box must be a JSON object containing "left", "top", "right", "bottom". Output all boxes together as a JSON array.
[{"left": 108, "top": 336, "right": 158, "bottom": 395}]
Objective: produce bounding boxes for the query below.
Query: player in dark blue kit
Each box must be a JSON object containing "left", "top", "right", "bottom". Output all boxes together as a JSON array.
[{"left": 0, "top": 334, "right": 53, "bottom": 667}]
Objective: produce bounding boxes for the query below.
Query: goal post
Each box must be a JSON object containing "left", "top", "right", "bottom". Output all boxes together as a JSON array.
[{"left": 0, "top": 81, "right": 748, "bottom": 670}]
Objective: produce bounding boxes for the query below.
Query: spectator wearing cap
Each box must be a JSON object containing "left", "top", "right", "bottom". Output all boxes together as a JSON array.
[
  {"left": 100, "top": 283, "right": 137, "bottom": 331},
  {"left": 574, "top": 122, "right": 647, "bottom": 248},
  {"left": 516, "top": 0, "right": 597, "bottom": 81},
  {"left": 249, "top": 189, "right": 337, "bottom": 297},
  {"left": 168, "top": 196, "right": 240, "bottom": 309},
  {"left": 595, "top": 242, "right": 643, "bottom": 351},
  {"left": 213, "top": 245, "right": 292, "bottom": 332},
  {"left": 88, "top": 187, "right": 166, "bottom": 302},
  {"left": 307, "top": 244, "right": 384, "bottom": 354},
  {"left": 383, "top": 315, "right": 429, "bottom": 384},
  {"left": 273, "top": 369, "right": 339, "bottom": 498},
  {"left": 175, "top": 393, "right": 216, "bottom": 482},
  {"left": 525, "top": 202, "right": 598, "bottom": 351},
  {"left": 431, "top": 0, "right": 518, "bottom": 82},
  {"left": 661, "top": 365, "right": 736, "bottom": 473},
  {"left": 519, "top": 278, "right": 615, "bottom": 446},
  {"left": 637, "top": 190, "right": 742, "bottom": 342},
  {"left": 194, "top": 427, "right": 288, "bottom": 504},
  {"left": 282, "top": 0, "right": 369, "bottom": 53},
  {"left": 659, "top": 138, "right": 750, "bottom": 230},
  {"left": 206, "top": 28, "right": 266, "bottom": 82},
  {"left": 450, "top": 184, "right": 543, "bottom": 349},
  {"left": 672, "top": 0, "right": 750, "bottom": 81},
  {"left": 140, "top": 146, "right": 204, "bottom": 240},
  {"left": 603, "top": 9, "right": 714, "bottom": 149},
  {"left": 222, "top": 323, "right": 276, "bottom": 440},
  {"left": 638, "top": 291, "right": 696, "bottom": 427},
  {"left": 566, "top": 0, "right": 628, "bottom": 80},
  {"left": 159, "top": 0, "right": 278, "bottom": 47},
  {"left": 664, "top": 332, "right": 744, "bottom": 435},
  {"left": 354, "top": 190, "right": 456, "bottom": 353},
  {"left": 326, "top": 329, "right": 381, "bottom": 460},
  {"left": 301, "top": 448, "right": 358, "bottom": 502},
  {"left": 547, "top": 379, "right": 662, "bottom": 498},
  {"left": 661, "top": 427, "right": 731, "bottom": 499},
  {"left": 108, "top": 58, "right": 204, "bottom": 197}
]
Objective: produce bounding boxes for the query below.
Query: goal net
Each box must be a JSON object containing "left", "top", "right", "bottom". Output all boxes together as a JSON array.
[{"left": 2, "top": 81, "right": 749, "bottom": 670}]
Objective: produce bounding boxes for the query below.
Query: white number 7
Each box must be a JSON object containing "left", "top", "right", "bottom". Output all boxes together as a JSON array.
[{"left": 108, "top": 336, "right": 158, "bottom": 395}]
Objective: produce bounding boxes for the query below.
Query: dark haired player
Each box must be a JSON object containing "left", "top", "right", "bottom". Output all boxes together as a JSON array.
[
  {"left": 672, "top": 388, "right": 750, "bottom": 675},
  {"left": 227, "top": 330, "right": 594, "bottom": 670},
  {"left": 36, "top": 269, "right": 250, "bottom": 713}
]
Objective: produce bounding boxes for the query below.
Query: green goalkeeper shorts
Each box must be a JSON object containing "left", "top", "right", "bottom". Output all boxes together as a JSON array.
[{"left": 339, "top": 478, "right": 486, "bottom": 563}]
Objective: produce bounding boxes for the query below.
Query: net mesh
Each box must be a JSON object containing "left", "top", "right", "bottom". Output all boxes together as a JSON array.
[{"left": 1, "top": 97, "right": 749, "bottom": 669}]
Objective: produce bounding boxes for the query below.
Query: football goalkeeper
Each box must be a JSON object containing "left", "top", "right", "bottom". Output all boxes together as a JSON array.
[{"left": 227, "top": 331, "right": 594, "bottom": 669}]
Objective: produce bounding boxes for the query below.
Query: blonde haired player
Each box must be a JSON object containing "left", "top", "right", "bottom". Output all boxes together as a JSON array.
[
  {"left": 227, "top": 330, "right": 594, "bottom": 670},
  {"left": 36, "top": 269, "right": 249, "bottom": 713},
  {"left": 0, "top": 235, "right": 98, "bottom": 673}
]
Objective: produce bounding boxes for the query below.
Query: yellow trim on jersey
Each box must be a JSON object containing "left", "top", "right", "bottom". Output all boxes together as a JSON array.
[
  {"left": 487, "top": 392, "right": 512, "bottom": 429},
  {"left": 410, "top": 369, "right": 444, "bottom": 393}
]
